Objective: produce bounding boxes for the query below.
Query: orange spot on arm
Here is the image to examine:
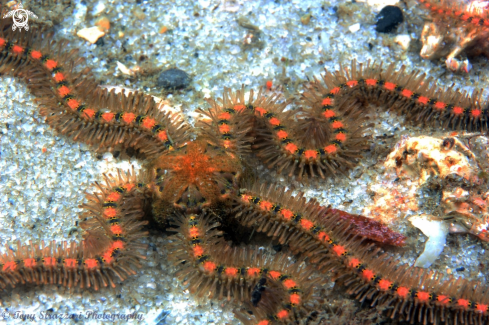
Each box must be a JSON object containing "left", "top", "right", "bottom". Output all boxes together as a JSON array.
[
  {"left": 43, "top": 257, "right": 56, "bottom": 267},
  {"left": 12, "top": 45, "right": 23, "bottom": 54},
  {"left": 247, "top": 267, "right": 260, "bottom": 277},
  {"left": 332, "top": 245, "right": 346, "bottom": 256},
  {"left": 280, "top": 209, "right": 294, "bottom": 220},
  {"left": 54, "top": 72, "right": 66, "bottom": 82},
  {"left": 283, "top": 279, "right": 297, "bottom": 289},
  {"left": 106, "top": 192, "right": 122, "bottom": 202},
  {"left": 304, "top": 150, "right": 317, "bottom": 159},
  {"left": 377, "top": 279, "right": 392, "bottom": 291},
  {"left": 203, "top": 261, "right": 216, "bottom": 273},
  {"left": 255, "top": 107, "right": 267, "bottom": 116},
  {"left": 30, "top": 50, "right": 42, "bottom": 60},
  {"left": 284, "top": 143, "right": 298, "bottom": 154},
  {"left": 331, "top": 121, "right": 344, "bottom": 129},
  {"left": 324, "top": 144, "right": 337, "bottom": 154},
  {"left": 84, "top": 258, "right": 98, "bottom": 269},
  {"left": 122, "top": 113, "right": 136, "bottom": 123},
  {"left": 322, "top": 98, "right": 333, "bottom": 106},
  {"left": 110, "top": 224, "right": 123, "bottom": 235},
  {"left": 225, "top": 267, "right": 238, "bottom": 277},
  {"left": 289, "top": 293, "right": 301, "bottom": 305},
  {"left": 268, "top": 270, "right": 281, "bottom": 280},
  {"left": 276, "top": 130, "right": 288, "bottom": 139},
  {"left": 268, "top": 117, "right": 280, "bottom": 125},
  {"left": 23, "top": 258, "right": 36, "bottom": 268},
  {"left": 323, "top": 109, "right": 335, "bottom": 118},
  {"left": 259, "top": 201, "right": 274, "bottom": 211},
  {"left": 142, "top": 117, "right": 156, "bottom": 129},
  {"left": 103, "top": 207, "right": 118, "bottom": 218},
  {"left": 416, "top": 291, "right": 430, "bottom": 301},
  {"left": 219, "top": 124, "right": 231, "bottom": 133},
  {"left": 157, "top": 130, "right": 168, "bottom": 141},
  {"left": 384, "top": 82, "right": 396, "bottom": 91},
  {"left": 276, "top": 310, "right": 289, "bottom": 320},
  {"left": 193, "top": 245, "right": 204, "bottom": 257},
  {"left": 45, "top": 59, "right": 58, "bottom": 70},
  {"left": 300, "top": 218, "right": 314, "bottom": 230},
  {"left": 64, "top": 258, "right": 77, "bottom": 268},
  {"left": 397, "top": 286, "right": 410, "bottom": 298},
  {"left": 3, "top": 261, "right": 17, "bottom": 272},
  {"left": 102, "top": 112, "right": 115, "bottom": 122},
  {"left": 67, "top": 99, "right": 80, "bottom": 110}
]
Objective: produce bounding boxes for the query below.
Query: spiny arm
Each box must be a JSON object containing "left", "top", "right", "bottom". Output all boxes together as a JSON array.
[
  {"left": 0, "top": 169, "right": 149, "bottom": 290},
  {"left": 167, "top": 212, "right": 321, "bottom": 325},
  {"left": 233, "top": 182, "right": 489, "bottom": 324},
  {"left": 0, "top": 20, "right": 190, "bottom": 157}
]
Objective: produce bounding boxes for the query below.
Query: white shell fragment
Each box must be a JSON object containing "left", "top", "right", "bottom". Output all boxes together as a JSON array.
[
  {"left": 76, "top": 26, "right": 105, "bottom": 44},
  {"left": 116, "top": 61, "right": 135, "bottom": 76},
  {"left": 409, "top": 215, "right": 449, "bottom": 268}
]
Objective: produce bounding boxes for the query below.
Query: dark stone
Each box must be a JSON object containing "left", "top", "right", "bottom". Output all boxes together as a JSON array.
[
  {"left": 157, "top": 68, "right": 191, "bottom": 90},
  {"left": 375, "top": 5, "right": 403, "bottom": 33},
  {"left": 95, "top": 37, "right": 105, "bottom": 46}
]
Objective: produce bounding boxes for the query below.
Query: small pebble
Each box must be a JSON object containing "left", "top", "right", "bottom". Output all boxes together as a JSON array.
[
  {"left": 375, "top": 5, "right": 403, "bottom": 33},
  {"left": 92, "top": 2, "right": 106, "bottom": 16},
  {"left": 300, "top": 13, "right": 311, "bottom": 25},
  {"left": 157, "top": 68, "right": 191, "bottom": 90},
  {"left": 394, "top": 34, "right": 411, "bottom": 50},
  {"left": 349, "top": 23, "right": 360, "bottom": 33},
  {"left": 96, "top": 17, "right": 110, "bottom": 31}
]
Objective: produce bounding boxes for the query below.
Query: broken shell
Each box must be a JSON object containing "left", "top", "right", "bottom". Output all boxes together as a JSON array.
[{"left": 76, "top": 26, "right": 105, "bottom": 44}]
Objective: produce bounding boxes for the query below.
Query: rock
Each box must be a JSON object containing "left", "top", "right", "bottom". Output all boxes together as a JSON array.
[
  {"left": 375, "top": 5, "right": 403, "bottom": 33},
  {"left": 384, "top": 136, "right": 475, "bottom": 183},
  {"left": 157, "top": 68, "right": 190, "bottom": 90}
]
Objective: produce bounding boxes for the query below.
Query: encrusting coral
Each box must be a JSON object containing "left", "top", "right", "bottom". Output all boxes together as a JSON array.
[{"left": 2, "top": 6, "right": 489, "bottom": 325}]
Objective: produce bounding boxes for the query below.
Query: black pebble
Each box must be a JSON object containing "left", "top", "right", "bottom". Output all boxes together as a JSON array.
[
  {"left": 157, "top": 68, "right": 191, "bottom": 90},
  {"left": 456, "top": 266, "right": 465, "bottom": 272},
  {"left": 95, "top": 37, "right": 105, "bottom": 47},
  {"left": 375, "top": 6, "right": 403, "bottom": 33}
]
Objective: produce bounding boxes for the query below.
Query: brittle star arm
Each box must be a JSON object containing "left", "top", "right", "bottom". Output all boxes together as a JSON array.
[
  {"left": 0, "top": 169, "right": 149, "bottom": 290},
  {"left": 233, "top": 183, "right": 489, "bottom": 323},
  {"left": 199, "top": 61, "right": 489, "bottom": 180},
  {"left": 0, "top": 20, "right": 189, "bottom": 158},
  {"left": 167, "top": 212, "right": 320, "bottom": 325}
]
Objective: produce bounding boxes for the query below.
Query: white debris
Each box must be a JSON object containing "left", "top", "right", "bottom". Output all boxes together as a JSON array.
[
  {"left": 409, "top": 214, "right": 449, "bottom": 268},
  {"left": 76, "top": 26, "right": 105, "bottom": 44},
  {"left": 349, "top": 23, "right": 361, "bottom": 33}
]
